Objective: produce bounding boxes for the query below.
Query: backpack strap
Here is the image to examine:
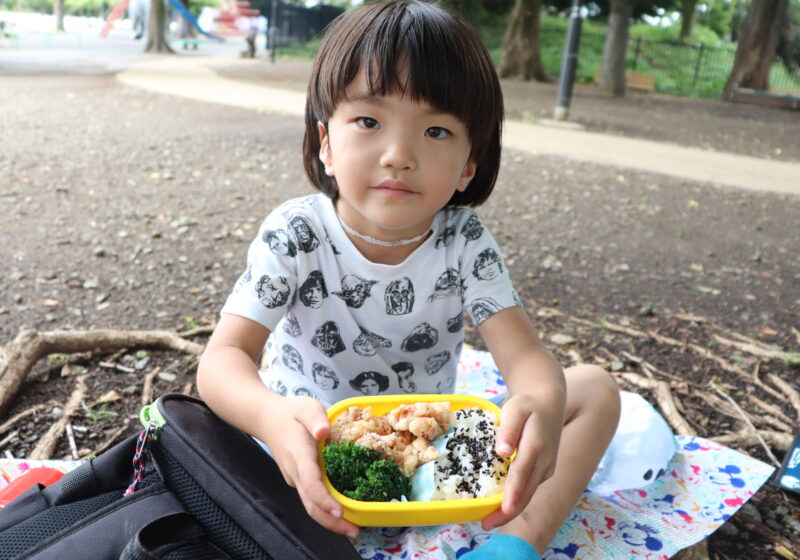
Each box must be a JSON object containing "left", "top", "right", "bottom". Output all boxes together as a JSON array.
[{"left": 119, "top": 512, "right": 231, "bottom": 560}]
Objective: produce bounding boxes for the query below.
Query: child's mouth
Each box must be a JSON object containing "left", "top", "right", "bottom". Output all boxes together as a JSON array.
[{"left": 374, "top": 180, "right": 415, "bottom": 197}]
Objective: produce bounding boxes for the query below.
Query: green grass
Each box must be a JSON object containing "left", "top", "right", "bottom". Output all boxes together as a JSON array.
[
  {"left": 81, "top": 401, "right": 118, "bottom": 423},
  {"left": 274, "top": 14, "right": 800, "bottom": 100}
]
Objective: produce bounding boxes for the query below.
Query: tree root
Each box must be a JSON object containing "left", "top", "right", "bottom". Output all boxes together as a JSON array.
[
  {"left": 29, "top": 375, "right": 86, "bottom": 460},
  {"left": 619, "top": 372, "right": 697, "bottom": 436},
  {"left": 529, "top": 299, "right": 798, "bottom": 464},
  {"left": 0, "top": 328, "right": 205, "bottom": 416}
]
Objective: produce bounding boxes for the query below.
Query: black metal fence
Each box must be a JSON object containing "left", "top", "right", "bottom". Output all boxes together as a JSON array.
[
  {"left": 257, "top": 1, "right": 342, "bottom": 48},
  {"left": 537, "top": 28, "right": 800, "bottom": 99}
]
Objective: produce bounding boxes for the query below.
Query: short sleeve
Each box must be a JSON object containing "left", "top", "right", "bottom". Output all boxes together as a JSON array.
[
  {"left": 221, "top": 210, "right": 299, "bottom": 331},
  {"left": 458, "top": 213, "right": 521, "bottom": 326}
]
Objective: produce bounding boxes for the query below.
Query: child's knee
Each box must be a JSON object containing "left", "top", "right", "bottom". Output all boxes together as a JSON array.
[{"left": 567, "top": 364, "right": 621, "bottom": 424}]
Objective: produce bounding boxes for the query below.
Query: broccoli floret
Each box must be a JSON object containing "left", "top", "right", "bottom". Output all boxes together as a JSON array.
[
  {"left": 322, "top": 441, "right": 380, "bottom": 493},
  {"left": 322, "top": 442, "right": 411, "bottom": 502},
  {"left": 344, "top": 459, "right": 412, "bottom": 502}
]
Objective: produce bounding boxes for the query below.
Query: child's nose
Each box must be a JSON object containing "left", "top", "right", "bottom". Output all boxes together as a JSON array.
[{"left": 379, "top": 135, "right": 417, "bottom": 171}]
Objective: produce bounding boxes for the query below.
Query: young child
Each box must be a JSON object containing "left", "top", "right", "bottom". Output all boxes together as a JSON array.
[{"left": 197, "top": 1, "right": 621, "bottom": 558}]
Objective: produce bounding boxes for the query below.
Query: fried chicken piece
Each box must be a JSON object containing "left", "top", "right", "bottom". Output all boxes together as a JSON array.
[
  {"left": 354, "top": 432, "right": 403, "bottom": 458},
  {"left": 386, "top": 402, "right": 450, "bottom": 436},
  {"left": 329, "top": 405, "right": 392, "bottom": 443},
  {"left": 398, "top": 436, "right": 442, "bottom": 475}
]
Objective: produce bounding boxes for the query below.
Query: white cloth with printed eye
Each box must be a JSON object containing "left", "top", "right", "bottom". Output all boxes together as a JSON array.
[{"left": 588, "top": 391, "right": 678, "bottom": 495}]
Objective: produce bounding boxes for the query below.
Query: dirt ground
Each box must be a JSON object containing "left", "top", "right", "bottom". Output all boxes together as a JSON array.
[{"left": 1, "top": 59, "right": 799, "bottom": 558}]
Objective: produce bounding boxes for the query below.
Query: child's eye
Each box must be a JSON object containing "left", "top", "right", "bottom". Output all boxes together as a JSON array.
[
  {"left": 356, "top": 117, "right": 380, "bottom": 129},
  {"left": 425, "top": 127, "right": 450, "bottom": 139}
]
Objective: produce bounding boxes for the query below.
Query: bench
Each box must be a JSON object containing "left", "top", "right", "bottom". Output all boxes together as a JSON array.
[
  {"left": 729, "top": 87, "right": 799, "bottom": 111},
  {"left": 594, "top": 69, "right": 656, "bottom": 93}
]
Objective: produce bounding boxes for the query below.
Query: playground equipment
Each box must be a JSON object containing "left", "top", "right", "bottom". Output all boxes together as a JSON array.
[{"left": 100, "top": 0, "right": 228, "bottom": 42}]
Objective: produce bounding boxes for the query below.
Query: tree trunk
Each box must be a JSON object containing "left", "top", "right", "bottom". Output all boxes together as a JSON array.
[
  {"left": 145, "top": 0, "right": 175, "bottom": 53},
  {"left": 723, "top": 0, "right": 789, "bottom": 98},
  {"left": 598, "top": 0, "right": 634, "bottom": 97},
  {"left": 498, "top": 0, "right": 549, "bottom": 82},
  {"left": 679, "top": 0, "right": 697, "bottom": 41},
  {"left": 776, "top": 0, "right": 797, "bottom": 72},
  {"left": 54, "top": 0, "right": 65, "bottom": 31}
]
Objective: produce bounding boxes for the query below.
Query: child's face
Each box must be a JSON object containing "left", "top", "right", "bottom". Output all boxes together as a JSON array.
[{"left": 318, "top": 70, "right": 476, "bottom": 242}]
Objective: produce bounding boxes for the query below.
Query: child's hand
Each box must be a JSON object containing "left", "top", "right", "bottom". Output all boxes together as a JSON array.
[
  {"left": 481, "top": 394, "right": 562, "bottom": 531},
  {"left": 261, "top": 396, "right": 360, "bottom": 539}
]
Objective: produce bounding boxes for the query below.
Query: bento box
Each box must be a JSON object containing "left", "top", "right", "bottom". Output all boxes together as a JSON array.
[{"left": 319, "top": 394, "right": 507, "bottom": 527}]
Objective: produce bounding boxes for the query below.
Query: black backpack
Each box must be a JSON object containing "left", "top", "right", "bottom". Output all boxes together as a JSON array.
[{"left": 0, "top": 393, "right": 361, "bottom": 560}]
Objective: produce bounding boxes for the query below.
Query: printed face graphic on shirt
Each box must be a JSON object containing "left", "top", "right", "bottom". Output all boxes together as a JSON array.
[
  {"left": 234, "top": 263, "right": 253, "bottom": 293},
  {"left": 268, "top": 379, "right": 287, "bottom": 397},
  {"left": 469, "top": 297, "right": 504, "bottom": 324},
  {"left": 352, "top": 327, "right": 392, "bottom": 357},
  {"left": 262, "top": 229, "right": 297, "bottom": 257},
  {"left": 282, "top": 311, "right": 302, "bottom": 337},
  {"left": 446, "top": 312, "right": 464, "bottom": 333},
  {"left": 385, "top": 277, "right": 415, "bottom": 315},
  {"left": 429, "top": 268, "right": 461, "bottom": 301},
  {"left": 436, "top": 375, "right": 455, "bottom": 393},
  {"left": 322, "top": 226, "right": 341, "bottom": 255},
  {"left": 472, "top": 248, "right": 503, "bottom": 281},
  {"left": 391, "top": 361, "right": 416, "bottom": 393},
  {"left": 312, "top": 363, "right": 340, "bottom": 390},
  {"left": 256, "top": 274, "right": 290, "bottom": 309},
  {"left": 435, "top": 224, "right": 456, "bottom": 248},
  {"left": 299, "top": 270, "right": 328, "bottom": 309},
  {"left": 288, "top": 215, "right": 320, "bottom": 252},
  {"left": 461, "top": 214, "right": 484, "bottom": 241},
  {"left": 401, "top": 322, "right": 439, "bottom": 352},
  {"left": 281, "top": 344, "right": 303, "bottom": 375},
  {"left": 425, "top": 351, "right": 451, "bottom": 375},
  {"left": 332, "top": 274, "right": 377, "bottom": 308},
  {"left": 311, "top": 321, "right": 346, "bottom": 357},
  {"left": 349, "top": 371, "right": 390, "bottom": 395},
  {"left": 293, "top": 386, "right": 318, "bottom": 399}
]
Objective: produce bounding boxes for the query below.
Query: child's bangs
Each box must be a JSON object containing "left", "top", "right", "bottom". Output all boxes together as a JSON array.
[{"left": 327, "top": 1, "right": 498, "bottom": 133}]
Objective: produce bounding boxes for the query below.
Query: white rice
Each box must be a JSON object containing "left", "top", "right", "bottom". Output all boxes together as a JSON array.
[{"left": 430, "top": 407, "right": 509, "bottom": 500}]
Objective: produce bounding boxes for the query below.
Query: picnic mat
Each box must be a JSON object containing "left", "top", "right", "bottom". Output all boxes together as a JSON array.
[
  {"left": 0, "top": 348, "right": 775, "bottom": 559},
  {"left": 353, "top": 348, "right": 775, "bottom": 560}
]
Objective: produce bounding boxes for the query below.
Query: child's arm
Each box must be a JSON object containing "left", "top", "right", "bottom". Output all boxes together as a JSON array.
[
  {"left": 476, "top": 306, "right": 567, "bottom": 531},
  {"left": 197, "top": 313, "right": 359, "bottom": 538}
]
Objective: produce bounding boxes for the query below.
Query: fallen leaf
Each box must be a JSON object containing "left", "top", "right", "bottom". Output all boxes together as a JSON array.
[
  {"left": 697, "top": 286, "right": 720, "bottom": 295},
  {"left": 550, "top": 333, "right": 576, "bottom": 346},
  {"left": 96, "top": 390, "right": 121, "bottom": 404},
  {"left": 758, "top": 326, "right": 778, "bottom": 337}
]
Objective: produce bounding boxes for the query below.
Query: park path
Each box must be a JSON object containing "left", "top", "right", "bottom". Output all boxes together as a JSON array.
[{"left": 118, "top": 56, "right": 800, "bottom": 197}]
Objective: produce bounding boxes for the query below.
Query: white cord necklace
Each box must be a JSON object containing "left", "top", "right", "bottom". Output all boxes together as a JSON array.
[{"left": 337, "top": 215, "right": 432, "bottom": 247}]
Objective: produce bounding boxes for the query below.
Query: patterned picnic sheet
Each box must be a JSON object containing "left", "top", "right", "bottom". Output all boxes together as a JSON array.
[{"left": 0, "top": 348, "right": 774, "bottom": 559}]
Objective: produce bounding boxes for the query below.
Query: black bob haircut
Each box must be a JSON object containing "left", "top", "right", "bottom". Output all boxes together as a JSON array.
[{"left": 302, "top": 0, "right": 504, "bottom": 208}]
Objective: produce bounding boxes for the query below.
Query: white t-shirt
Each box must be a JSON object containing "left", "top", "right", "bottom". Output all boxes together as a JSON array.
[{"left": 222, "top": 194, "right": 520, "bottom": 408}]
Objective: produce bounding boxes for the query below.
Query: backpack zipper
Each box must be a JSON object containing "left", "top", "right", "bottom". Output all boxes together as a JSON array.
[
  {"left": 139, "top": 398, "right": 167, "bottom": 437},
  {"left": 124, "top": 398, "right": 167, "bottom": 495}
]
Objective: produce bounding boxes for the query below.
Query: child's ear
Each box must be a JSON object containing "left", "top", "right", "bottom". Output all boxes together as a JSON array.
[
  {"left": 456, "top": 158, "right": 477, "bottom": 192},
  {"left": 317, "top": 121, "right": 334, "bottom": 176}
]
